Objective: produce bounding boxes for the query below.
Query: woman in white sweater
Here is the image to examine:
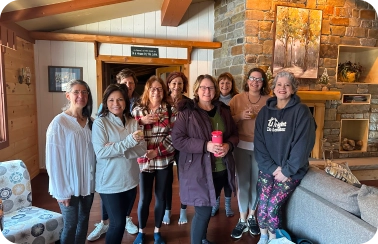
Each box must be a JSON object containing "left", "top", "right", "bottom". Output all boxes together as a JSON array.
[
  {"left": 46, "top": 80, "right": 96, "bottom": 244},
  {"left": 92, "top": 84, "right": 146, "bottom": 244}
]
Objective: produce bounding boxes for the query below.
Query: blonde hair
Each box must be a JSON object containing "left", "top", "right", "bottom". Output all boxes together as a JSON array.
[{"left": 193, "top": 74, "right": 220, "bottom": 102}]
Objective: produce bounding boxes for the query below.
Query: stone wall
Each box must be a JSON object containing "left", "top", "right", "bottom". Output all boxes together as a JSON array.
[
  {"left": 213, "top": 0, "right": 246, "bottom": 88},
  {"left": 213, "top": 0, "right": 378, "bottom": 158}
]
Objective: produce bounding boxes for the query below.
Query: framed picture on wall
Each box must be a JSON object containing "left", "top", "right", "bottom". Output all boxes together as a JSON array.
[
  {"left": 272, "top": 6, "right": 322, "bottom": 78},
  {"left": 48, "top": 66, "right": 83, "bottom": 92}
]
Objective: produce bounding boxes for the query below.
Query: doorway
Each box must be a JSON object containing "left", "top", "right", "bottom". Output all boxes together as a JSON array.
[{"left": 103, "top": 63, "right": 176, "bottom": 95}]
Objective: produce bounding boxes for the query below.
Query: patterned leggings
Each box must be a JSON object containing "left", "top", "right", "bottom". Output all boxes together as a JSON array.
[{"left": 256, "top": 171, "right": 301, "bottom": 233}]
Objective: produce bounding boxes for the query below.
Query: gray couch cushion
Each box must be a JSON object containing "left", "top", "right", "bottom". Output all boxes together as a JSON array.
[
  {"left": 285, "top": 186, "right": 376, "bottom": 244},
  {"left": 299, "top": 166, "right": 360, "bottom": 216},
  {"left": 358, "top": 184, "right": 378, "bottom": 227}
]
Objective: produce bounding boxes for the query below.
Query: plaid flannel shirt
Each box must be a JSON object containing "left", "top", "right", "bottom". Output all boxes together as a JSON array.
[{"left": 132, "top": 103, "right": 176, "bottom": 172}]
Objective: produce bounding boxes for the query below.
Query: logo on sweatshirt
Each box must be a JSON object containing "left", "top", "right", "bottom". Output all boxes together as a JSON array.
[{"left": 267, "top": 117, "right": 286, "bottom": 132}]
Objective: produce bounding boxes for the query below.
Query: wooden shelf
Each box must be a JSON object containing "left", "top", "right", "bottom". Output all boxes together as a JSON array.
[
  {"left": 339, "top": 119, "right": 369, "bottom": 153},
  {"left": 342, "top": 94, "right": 371, "bottom": 104},
  {"left": 337, "top": 45, "right": 378, "bottom": 84}
]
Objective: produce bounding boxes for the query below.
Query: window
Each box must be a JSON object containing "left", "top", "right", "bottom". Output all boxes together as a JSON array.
[{"left": 0, "top": 47, "right": 9, "bottom": 150}]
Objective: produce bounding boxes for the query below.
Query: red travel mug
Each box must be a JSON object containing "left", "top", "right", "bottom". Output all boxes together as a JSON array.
[{"left": 211, "top": 131, "right": 223, "bottom": 157}]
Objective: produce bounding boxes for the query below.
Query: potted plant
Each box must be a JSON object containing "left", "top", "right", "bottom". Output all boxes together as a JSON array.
[{"left": 337, "top": 61, "right": 363, "bottom": 83}]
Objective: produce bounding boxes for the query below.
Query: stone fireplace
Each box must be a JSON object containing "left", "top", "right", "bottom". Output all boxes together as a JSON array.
[{"left": 213, "top": 0, "right": 378, "bottom": 159}]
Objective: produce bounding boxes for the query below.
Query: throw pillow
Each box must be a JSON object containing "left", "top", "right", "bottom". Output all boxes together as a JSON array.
[
  {"left": 324, "top": 160, "right": 361, "bottom": 187},
  {"left": 300, "top": 166, "right": 361, "bottom": 216},
  {"left": 357, "top": 184, "right": 378, "bottom": 227}
]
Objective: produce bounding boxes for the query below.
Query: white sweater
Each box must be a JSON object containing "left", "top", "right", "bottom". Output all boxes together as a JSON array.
[
  {"left": 92, "top": 113, "right": 146, "bottom": 194},
  {"left": 46, "top": 112, "right": 96, "bottom": 200}
]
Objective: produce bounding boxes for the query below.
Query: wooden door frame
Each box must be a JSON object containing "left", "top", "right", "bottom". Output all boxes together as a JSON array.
[{"left": 96, "top": 55, "right": 190, "bottom": 107}]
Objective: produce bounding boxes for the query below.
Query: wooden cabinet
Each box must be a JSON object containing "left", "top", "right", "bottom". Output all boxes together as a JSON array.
[{"left": 337, "top": 45, "right": 378, "bottom": 84}]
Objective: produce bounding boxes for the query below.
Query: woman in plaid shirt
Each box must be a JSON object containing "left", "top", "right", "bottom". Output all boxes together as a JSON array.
[{"left": 131, "top": 75, "right": 176, "bottom": 244}]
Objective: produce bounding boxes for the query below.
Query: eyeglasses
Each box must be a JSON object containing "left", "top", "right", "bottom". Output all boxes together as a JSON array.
[
  {"left": 71, "top": 90, "right": 89, "bottom": 95},
  {"left": 248, "top": 76, "right": 263, "bottom": 83},
  {"left": 199, "top": 86, "right": 215, "bottom": 92},
  {"left": 149, "top": 87, "right": 163, "bottom": 93}
]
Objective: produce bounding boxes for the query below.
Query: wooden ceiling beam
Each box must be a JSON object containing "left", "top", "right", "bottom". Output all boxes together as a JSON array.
[
  {"left": 0, "top": 23, "right": 34, "bottom": 44},
  {"left": 29, "top": 31, "right": 221, "bottom": 49},
  {"left": 161, "top": 0, "right": 192, "bottom": 27},
  {"left": 0, "top": 0, "right": 132, "bottom": 23}
]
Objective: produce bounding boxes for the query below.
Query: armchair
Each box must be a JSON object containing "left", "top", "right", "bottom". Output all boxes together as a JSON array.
[{"left": 0, "top": 160, "right": 63, "bottom": 243}]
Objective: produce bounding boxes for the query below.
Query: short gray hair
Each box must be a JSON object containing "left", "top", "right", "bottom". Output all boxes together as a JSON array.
[{"left": 271, "top": 71, "right": 299, "bottom": 94}]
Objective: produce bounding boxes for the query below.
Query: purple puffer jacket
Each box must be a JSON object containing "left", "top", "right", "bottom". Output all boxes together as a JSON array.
[{"left": 171, "top": 99, "right": 239, "bottom": 207}]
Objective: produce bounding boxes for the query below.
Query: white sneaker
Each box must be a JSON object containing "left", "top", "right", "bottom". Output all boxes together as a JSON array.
[
  {"left": 125, "top": 216, "right": 138, "bottom": 234},
  {"left": 87, "top": 222, "right": 109, "bottom": 241}
]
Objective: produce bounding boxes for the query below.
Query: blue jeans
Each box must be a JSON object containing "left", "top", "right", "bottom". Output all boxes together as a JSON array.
[
  {"left": 58, "top": 194, "right": 94, "bottom": 244},
  {"left": 100, "top": 187, "right": 137, "bottom": 244}
]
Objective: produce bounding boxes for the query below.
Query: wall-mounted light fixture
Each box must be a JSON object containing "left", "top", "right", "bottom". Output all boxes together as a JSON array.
[{"left": 18, "top": 67, "right": 31, "bottom": 86}]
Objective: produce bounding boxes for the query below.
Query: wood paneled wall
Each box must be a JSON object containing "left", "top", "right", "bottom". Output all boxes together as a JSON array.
[
  {"left": 0, "top": 37, "right": 39, "bottom": 179},
  {"left": 35, "top": 2, "right": 215, "bottom": 169}
]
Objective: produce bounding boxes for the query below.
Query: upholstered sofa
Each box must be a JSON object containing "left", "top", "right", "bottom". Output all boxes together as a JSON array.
[
  {"left": 284, "top": 166, "right": 377, "bottom": 244},
  {"left": 0, "top": 160, "right": 63, "bottom": 243}
]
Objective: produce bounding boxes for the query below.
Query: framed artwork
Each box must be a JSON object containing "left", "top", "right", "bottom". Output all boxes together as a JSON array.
[
  {"left": 48, "top": 66, "right": 83, "bottom": 92},
  {"left": 273, "top": 6, "right": 322, "bottom": 78}
]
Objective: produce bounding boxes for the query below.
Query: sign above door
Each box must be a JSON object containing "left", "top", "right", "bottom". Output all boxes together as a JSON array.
[{"left": 131, "top": 46, "right": 159, "bottom": 58}]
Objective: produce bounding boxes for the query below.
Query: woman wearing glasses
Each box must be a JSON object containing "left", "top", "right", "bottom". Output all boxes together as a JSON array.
[
  {"left": 172, "top": 74, "right": 238, "bottom": 244},
  {"left": 131, "top": 76, "right": 176, "bottom": 244},
  {"left": 229, "top": 68, "right": 271, "bottom": 240},
  {"left": 46, "top": 80, "right": 95, "bottom": 244}
]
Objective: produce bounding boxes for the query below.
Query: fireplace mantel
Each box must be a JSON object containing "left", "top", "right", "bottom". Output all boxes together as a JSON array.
[
  {"left": 297, "top": 90, "right": 341, "bottom": 102},
  {"left": 296, "top": 91, "right": 341, "bottom": 159}
]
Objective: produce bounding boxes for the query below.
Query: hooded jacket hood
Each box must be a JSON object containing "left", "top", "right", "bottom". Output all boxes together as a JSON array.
[{"left": 266, "top": 93, "right": 301, "bottom": 110}]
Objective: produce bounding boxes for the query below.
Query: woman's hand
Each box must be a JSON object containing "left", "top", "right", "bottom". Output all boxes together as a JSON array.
[
  {"left": 216, "top": 143, "right": 230, "bottom": 158},
  {"left": 206, "top": 141, "right": 218, "bottom": 154},
  {"left": 146, "top": 149, "right": 158, "bottom": 159},
  {"left": 132, "top": 131, "right": 144, "bottom": 142},
  {"left": 139, "top": 114, "right": 157, "bottom": 125},
  {"left": 273, "top": 166, "right": 282, "bottom": 176},
  {"left": 207, "top": 142, "right": 229, "bottom": 157},
  {"left": 274, "top": 170, "right": 288, "bottom": 182},
  {"left": 239, "top": 108, "right": 253, "bottom": 121},
  {"left": 57, "top": 199, "right": 70, "bottom": 207}
]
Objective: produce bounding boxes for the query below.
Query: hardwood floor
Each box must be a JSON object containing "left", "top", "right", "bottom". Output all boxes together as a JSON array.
[
  {"left": 31, "top": 166, "right": 378, "bottom": 244},
  {"left": 32, "top": 167, "right": 259, "bottom": 244}
]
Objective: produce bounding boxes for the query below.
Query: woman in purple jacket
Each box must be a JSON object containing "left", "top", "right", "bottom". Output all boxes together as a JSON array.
[{"left": 172, "top": 74, "right": 239, "bottom": 244}]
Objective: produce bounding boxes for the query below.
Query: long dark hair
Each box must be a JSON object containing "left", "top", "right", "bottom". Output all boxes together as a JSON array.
[
  {"left": 243, "top": 68, "right": 271, "bottom": 95},
  {"left": 63, "top": 79, "right": 93, "bottom": 129},
  {"left": 98, "top": 83, "right": 131, "bottom": 118}
]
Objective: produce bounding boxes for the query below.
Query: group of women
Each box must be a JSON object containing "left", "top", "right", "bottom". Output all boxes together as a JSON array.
[{"left": 45, "top": 67, "right": 316, "bottom": 244}]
